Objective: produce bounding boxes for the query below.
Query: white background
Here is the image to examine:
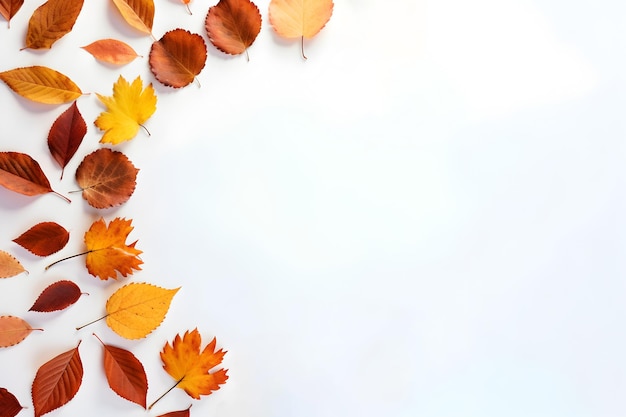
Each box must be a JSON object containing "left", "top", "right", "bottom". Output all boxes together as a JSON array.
[{"left": 1, "top": 0, "right": 625, "bottom": 416}]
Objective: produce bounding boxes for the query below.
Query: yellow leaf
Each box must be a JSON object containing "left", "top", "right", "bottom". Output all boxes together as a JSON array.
[
  {"left": 106, "top": 283, "right": 179, "bottom": 339},
  {"left": 0, "top": 66, "right": 82, "bottom": 104},
  {"left": 95, "top": 75, "right": 157, "bottom": 144}
]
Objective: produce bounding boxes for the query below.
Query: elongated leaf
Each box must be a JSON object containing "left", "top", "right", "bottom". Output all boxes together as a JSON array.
[
  {"left": 0, "top": 316, "right": 39, "bottom": 348},
  {"left": 0, "top": 152, "right": 67, "bottom": 201},
  {"left": 156, "top": 405, "right": 192, "bottom": 417},
  {"left": 111, "top": 0, "right": 154, "bottom": 35},
  {"left": 82, "top": 39, "right": 140, "bottom": 65},
  {"left": 0, "top": 250, "right": 26, "bottom": 278},
  {"left": 0, "top": 66, "right": 82, "bottom": 104},
  {"left": 0, "top": 387, "right": 24, "bottom": 417},
  {"left": 32, "top": 343, "right": 83, "bottom": 417},
  {"left": 149, "top": 29, "right": 207, "bottom": 88},
  {"left": 47, "top": 102, "right": 86, "bottom": 180},
  {"left": 206, "top": 0, "right": 262, "bottom": 58},
  {"left": 29, "top": 280, "right": 82, "bottom": 312},
  {"left": 0, "top": 0, "right": 24, "bottom": 27},
  {"left": 13, "top": 222, "right": 69, "bottom": 257},
  {"left": 25, "top": 0, "right": 84, "bottom": 49}
]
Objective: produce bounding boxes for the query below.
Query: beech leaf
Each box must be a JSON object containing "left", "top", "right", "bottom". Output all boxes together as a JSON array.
[
  {"left": 111, "top": 0, "right": 154, "bottom": 35},
  {"left": 75, "top": 148, "right": 139, "bottom": 209},
  {"left": 82, "top": 39, "right": 141, "bottom": 65},
  {"left": 0, "top": 152, "right": 69, "bottom": 202},
  {"left": 47, "top": 102, "right": 87, "bottom": 180},
  {"left": 32, "top": 343, "right": 83, "bottom": 417},
  {"left": 0, "top": 316, "right": 40, "bottom": 348},
  {"left": 0, "top": 66, "right": 82, "bottom": 104},
  {"left": 29, "top": 280, "right": 83, "bottom": 312},
  {"left": 13, "top": 222, "right": 69, "bottom": 257},
  {"left": 0, "top": 250, "right": 26, "bottom": 278},
  {"left": 24, "top": 0, "right": 84, "bottom": 49},
  {"left": 206, "top": 0, "right": 262, "bottom": 59},
  {"left": 0, "top": 387, "right": 24, "bottom": 417},
  {"left": 157, "top": 405, "right": 192, "bottom": 417},
  {"left": 149, "top": 29, "right": 207, "bottom": 88},
  {"left": 0, "top": 0, "right": 24, "bottom": 27}
]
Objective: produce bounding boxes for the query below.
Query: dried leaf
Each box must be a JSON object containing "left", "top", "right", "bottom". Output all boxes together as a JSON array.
[
  {"left": 29, "top": 280, "right": 82, "bottom": 312},
  {"left": 0, "top": 316, "right": 39, "bottom": 348},
  {"left": 156, "top": 405, "right": 192, "bottom": 417},
  {"left": 0, "top": 0, "right": 24, "bottom": 27},
  {"left": 0, "top": 66, "right": 82, "bottom": 104},
  {"left": 0, "top": 387, "right": 24, "bottom": 417},
  {"left": 13, "top": 222, "right": 69, "bottom": 257},
  {"left": 206, "top": 0, "right": 261, "bottom": 58},
  {"left": 105, "top": 283, "right": 179, "bottom": 339},
  {"left": 24, "top": 0, "right": 84, "bottom": 50},
  {"left": 82, "top": 39, "right": 140, "bottom": 65},
  {"left": 47, "top": 102, "right": 86, "bottom": 180},
  {"left": 149, "top": 29, "right": 207, "bottom": 88},
  {"left": 0, "top": 250, "right": 26, "bottom": 279},
  {"left": 111, "top": 0, "right": 154, "bottom": 35},
  {"left": 94, "top": 334, "right": 147, "bottom": 408},
  {"left": 75, "top": 148, "right": 139, "bottom": 209},
  {"left": 32, "top": 343, "right": 83, "bottom": 417},
  {"left": 0, "top": 152, "right": 68, "bottom": 202},
  {"left": 95, "top": 75, "right": 157, "bottom": 144}
]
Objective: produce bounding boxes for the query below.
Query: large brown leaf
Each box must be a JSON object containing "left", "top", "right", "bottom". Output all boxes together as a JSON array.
[
  {"left": 24, "top": 0, "right": 84, "bottom": 49},
  {"left": 29, "top": 280, "right": 83, "bottom": 312},
  {"left": 75, "top": 148, "right": 138, "bottom": 209},
  {"left": 0, "top": 152, "right": 68, "bottom": 202},
  {"left": 149, "top": 29, "right": 207, "bottom": 88},
  {"left": 13, "top": 222, "right": 69, "bottom": 257},
  {"left": 206, "top": 0, "right": 261, "bottom": 59},
  {"left": 81, "top": 39, "right": 140, "bottom": 65},
  {"left": 0, "top": 387, "right": 24, "bottom": 417},
  {"left": 0, "top": 66, "right": 82, "bottom": 104},
  {"left": 47, "top": 102, "right": 86, "bottom": 180},
  {"left": 32, "top": 343, "right": 83, "bottom": 417},
  {"left": 111, "top": 0, "right": 154, "bottom": 35},
  {"left": 0, "top": 316, "right": 40, "bottom": 348},
  {"left": 0, "top": 0, "right": 24, "bottom": 27},
  {"left": 0, "top": 250, "right": 26, "bottom": 278}
]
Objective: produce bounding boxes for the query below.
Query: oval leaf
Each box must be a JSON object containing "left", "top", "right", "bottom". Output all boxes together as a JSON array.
[
  {"left": 106, "top": 283, "right": 179, "bottom": 339},
  {"left": 111, "top": 0, "right": 153, "bottom": 35},
  {"left": 25, "top": 0, "right": 84, "bottom": 49},
  {"left": 0, "top": 387, "right": 24, "bottom": 417},
  {"left": 0, "top": 250, "right": 26, "bottom": 279},
  {"left": 0, "top": 0, "right": 24, "bottom": 27},
  {"left": 47, "top": 102, "right": 86, "bottom": 180},
  {"left": 0, "top": 316, "right": 38, "bottom": 348},
  {"left": 0, "top": 66, "right": 82, "bottom": 104},
  {"left": 29, "top": 280, "right": 82, "bottom": 312},
  {"left": 0, "top": 152, "right": 65, "bottom": 200},
  {"left": 13, "top": 222, "right": 69, "bottom": 257},
  {"left": 149, "top": 29, "right": 207, "bottom": 88},
  {"left": 32, "top": 343, "right": 83, "bottom": 417},
  {"left": 206, "top": 0, "right": 262, "bottom": 57},
  {"left": 75, "top": 148, "right": 138, "bottom": 209},
  {"left": 82, "top": 39, "right": 140, "bottom": 65}
]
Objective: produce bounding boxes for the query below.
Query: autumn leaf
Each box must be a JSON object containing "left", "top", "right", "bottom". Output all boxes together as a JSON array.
[
  {"left": 268, "top": 0, "right": 333, "bottom": 59},
  {"left": 75, "top": 148, "right": 139, "bottom": 209},
  {"left": 0, "top": 152, "right": 69, "bottom": 202},
  {"left": 24, "top": 0, "right": 84, "bottom": 49},
  {"left": 81, "top": 39, "right": 141, "bottom": 65},
  {"left": 0, "top": 316, "right": 41, "bottom": 348},
  {"left": 77, "top": 283, "right": 179, "bottom": 339},
  {"left": 0, "top": 250, "right": 26, "bottom": 278},
  {"left": 32, "top": 342, "right": 82, "bottom": 417},
  {"left": 0, "top": 66, "right": 82, "bottom": 104},
  {"left": 157, "top": 405, "right": 192, "bottom": 417},
  {"left": 95, "top": 75, "right": 157, "bottom": 144},
  {"left": 93, "top": 334, "right": 148, "bottom": 408},
  {"left": 111, "top": 0, "right": 154, "bottom": 35},
  {"left": 29, "top": 280, "right": 83, "bottom": 312},
  {"left": 0, "top": 0, "right": 24, "bottom": 28},
  {"left": 47, "top": 102, "right": 86, "bottom": 180},
  {"left": 150, "top": 329, "right": 227, "bottom": 409},
  {"left": 149, "top": 29, "right": 207, "bottom": 88},
  {"left": 206, "top": 0, "right": 262, "bottom": 60},
  {"left": 13, "top": 222, "right": 69, "bottom": 257},
  {"left": 0, "top": 388, "right": 24, "bottom": 417}
]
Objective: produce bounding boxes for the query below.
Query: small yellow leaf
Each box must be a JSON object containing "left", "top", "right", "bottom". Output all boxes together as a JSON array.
[{"left": 0, "top": 66, "right": 82, "bottom": 104}]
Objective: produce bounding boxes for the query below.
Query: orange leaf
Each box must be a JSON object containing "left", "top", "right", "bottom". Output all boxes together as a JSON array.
[
  {"left": 75, "top": 148, "right": 138, "bottom": 209},
  {"left": 24, "top": 0, "right": 84, "bottom": 50},
  {"left": 206, "top": 0, "right": 261, "bottom": 59},
  {"left": 149, "top": 29, "right": 207, "bottom": 88},
  {"left": 0, "top": 152, "right": 68, "bottom": 202},
  {"left": 47, "top": 102, "right": 86, "bottom": 180},
  {"left": 0, "top": 316, "right": 39, "bottom": 348},
  {"left": 82, "top": 39, "right": 140, "bottom": 65},
  {"left": 111, "top": 0, "right": 154, "bottom": 35},
  {"left": 29, "top": 280, "right": 83, "bottom": 312},
  {"left": 32, "top": 343, "right": 83, "bottom": 417},
  {"left": 0, "top": 250, "right": 26, "bottom": 278},
  {"left": 0, "top": 0, "right": 24, "bottom": 27},
  {"left": 13, "top": 222, "right": 69, "bottom": 257},
  {"left": 0, "top": 387, "right": 25, "bottom": 417},
  {"left": 0, "top": 66, "right": 82, "bottom": 104}
]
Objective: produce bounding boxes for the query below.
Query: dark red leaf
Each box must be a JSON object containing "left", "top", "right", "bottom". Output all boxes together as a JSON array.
[
  {"left": 13, "top": 222, "right": 69, "bottom": 257},
  {"left": 47, "top": 102, "right": 86, "bottom": 180},
  {"left": 0, "top": 387, "right": 24, "bottom": 417},
  {"left": 157, "top": 405, "right": 192, "bottom": 417},
  {"left": 29, "top": 280, "right": 82, "bottom": 312}
]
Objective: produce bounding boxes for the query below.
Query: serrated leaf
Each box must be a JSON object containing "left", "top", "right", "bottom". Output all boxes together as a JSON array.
[
  {"left": 0, "top": 250, "right": 26, "bottom": 278},
  {"left": 0, "top": 66, "right": 82, "bottom": 104},
  {"left": 47, "top": 102, "right": 86, "bottom": 180},
  {"left": 111, "top": 0, "right": 154, "bottom": 35},
  {"left": 149, "top": 29, "right": 207, "bottom": 88},
  {"left": 0, "top": 0, "right": 24, "bottom": 27},
  {"left": 82, "top": 39, "right": 140, "bottom": 65},
  {"left": 29, "top": 280, "right": 82, "bottom": 312},
  {"left": 0, "top": 316, "right": 39, "bottom": 348},
  {"left": 206, "top": 0, "right": 262, "bottom": 58},
  {"left": 0, "top": 152, "right": 67, "bottom": 201},
  {"left": 13, "top": 222, "right": 69, "bottom": 257},
  {"left": 0, "top": 387, "right": 24, "bottom": 417},
  {"left": 24, "top": 0, "right": 84, "bottom": 49}
]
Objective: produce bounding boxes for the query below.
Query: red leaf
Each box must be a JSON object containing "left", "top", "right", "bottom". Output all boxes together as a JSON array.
[
  {"left": 13, "top": 222, "right": 69, "bottom": 257},
  {"left": 0, "top": 0, "right": 24, "bottom": 27},
  {"left": 149, "top": 29, "right": 207, "bottom": 88},
  {"left": 47, "top": 102, "right": 86, "bottom": 180},
  {"left": 157, "top": 405, "right": 192, "bottom": 417},
  {"left": 32, "top": 343, "right": 83, "bottom": 417},
  {"left": 0, "top": 152, "right": 68, "bottom": 202},
  {"left": 0, "top": 387, "right": 24, "bottom": 417},
  {"left": 29, "top": 280, "right": 82, "bottom": 312}
]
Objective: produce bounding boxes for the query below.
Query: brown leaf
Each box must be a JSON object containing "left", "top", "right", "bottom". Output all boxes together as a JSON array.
[
  {"left": 81, "top": 39, "right": 140, "bottom": 65},
  {"left": 0, "top": 387, "right": 24, "bottom": 417},
  {"left": 32, "top": 343, "right": 83, "bottom": 417},
  {"left": 0, "top": 0, "right": 24, "bottom": 27},
  {"left": 111, "top": 0, "right": 154, "bottom": 35},
  {"left": 29, "top": 280, "right": 82, "bottom": 312},
  {"left": 206, "top": 0, "right": 261, "bottom": 59},
  {"left": 0, "top": 316, "right": 39, "bottom": 348},
  {"left": 24, "top": 0, "right": 84, "bottom": 50},
  {"left": 94, "top": 334, "right": 147, "bottom": 408},
  {"left": 0, "top": 66, "right": 82, "bottom": 104},
  {"left": 13, "top": 222, "right": 69, "bottom": 257},
  {"left": 47, "top": 102, "right": 86, "bottom": 180},
  {"left": 149, "top": 29, "right": 207, "bottom": 88},
  {"left": 75, "top": 148, "right": 138, "bottom": 209},
  {"left": 0, "top": 152, "right": 68, "bottom": 202},
  {"left": 156, "top": 405, "right": 192, "bottom": 417},
  {"left": 0, "top": 250, "right": 26, "bottom": 278}
]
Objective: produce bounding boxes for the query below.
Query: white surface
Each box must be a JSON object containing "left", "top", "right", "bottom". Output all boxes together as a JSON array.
[{"left": 1, "top": 0, "right": 625, "bottom": 416}]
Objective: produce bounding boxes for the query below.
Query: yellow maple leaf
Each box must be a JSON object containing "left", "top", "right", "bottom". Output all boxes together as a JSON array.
[{"left": 95, "top": 75, "right": 156, "bottom": 145}]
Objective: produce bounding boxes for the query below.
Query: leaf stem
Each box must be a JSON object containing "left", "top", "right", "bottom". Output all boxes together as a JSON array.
[
  {"left": 301, "top": 36, "right": 307, "bottom": 60},
  {"left": 76, "top": 314, "right": 108, "bottom": 331},
  {"left": 185, "top": 3, "right": 192, "bottom": 14},
  {"left": 52, "top": 190, "right": 71, "bottom": 203},
  {"left": 245, "top": 48, "right": 250, "bottom": 62},
  {"left": 140, "top": 123, "right": 151, "bottom": 136},
  {"left": 148, "top": 378, "right": 183, "bottom": 410},
  {"left": 45, "top": 250, "right": 93, "bottom": 270}
]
